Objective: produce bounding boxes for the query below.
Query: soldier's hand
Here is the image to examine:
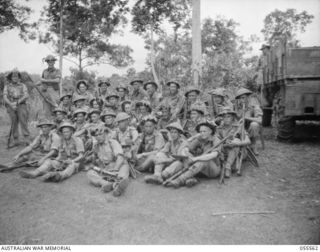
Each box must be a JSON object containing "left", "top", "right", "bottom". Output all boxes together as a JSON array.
[
  {"left": 13, "top": 155, "right": 20, "bottom": 162},
  {"left": 227, "top": 138, "right": 241, "bottom": 147},
  {"left": 37, "top": 158, "right": 46, "bottom": 166}
]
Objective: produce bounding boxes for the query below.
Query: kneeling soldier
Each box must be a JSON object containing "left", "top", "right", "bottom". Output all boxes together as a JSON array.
[
  {"left": 20, "top": 121, "right": 84, "bottom": 182},
  {"left": 86, "top": 126, "right": 130, "bottom": 197},
  {"left": 217, "top": 107, "right": 251, "bottom": 178},
  {"left": 144, "top": 121, "right": 188, "bottom": 185},
  {"left": 15, "top": 119, "right": 60, "bottom": 171},
  {"left": 166, "top": 120, "right": 222, "bottom": 188}
]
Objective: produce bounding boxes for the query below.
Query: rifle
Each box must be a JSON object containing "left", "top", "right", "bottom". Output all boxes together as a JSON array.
[
  {"left": 236, "top": 102, "right": 246, "bottom": 176},
  {"left": 7, "top": 118, "right": 14, "bottom": 149},
  {"left": 163, "top": 133, "right": 232, "bottom": 186},
  {"left": 91, "top": 166, "right": 119, "bottom": 182},
  {"left": 0, "top": 160, "right": 38, "bottom": 173}
]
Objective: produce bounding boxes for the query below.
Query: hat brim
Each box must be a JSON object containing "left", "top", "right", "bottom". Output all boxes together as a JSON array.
[
  {"left": 37, "top": 123, "right": 54, "bottom": 128},
  {"left": 189, "top": 109, "right": 204, "bottom": 115},
  {"left": 166, "top": 81, "right": 180, "bottom": 89},
  {"left": 195, "top": 122, "right": 216, "bottom": 134},
  {"left": 106, "top": 95, "right": 119, "bottom": 100},
  {"left": 143, "top": 82, "right": 158, "bottom": 90},
  {"left": 235, "top": 92, "right": 252, "bottom": 99},
  {"left": 98, "top": 82, "right": 111, "bottom": 87},
  {"left": 60, "top": 95, "right": 72, "bottom": 101},
  {"left": 130, "top": 80, "right": 143, "bottom": 85},
  {"left": 218, "top": 111, "right": 237, "bottom": 117},
  {"left": 185, "top": 89, "right": 200, "bottom": 97},
  {"left": 76, "top": 81, "right": 88, "bottom": 89},
  {"left": 166, "top": 126, "right": 184, "bottom": 134},
  {"left": 59, "top": 125, "right": 75, "bottom": 132}
]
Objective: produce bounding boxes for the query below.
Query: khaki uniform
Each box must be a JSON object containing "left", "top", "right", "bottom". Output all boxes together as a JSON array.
[
  {"left": 73, "top": 91, "right": 95, "bottom": 106},
  {"left": 135, "top": 131, "right": 166, "bottom": 172},
  {"left": 236, "top": 104, "right": 262, "bottom": 140},
  {"left": 3, "top": 82, "right": 30, "bottom": 141},
  {"left": 146, "top": 93, "right": 161, "bottom": 110},
  {"left": 41, "top": 67, "right": 60, "bottom": 116},
  {"left": 183, "top": 117, "right": 206, "bottom": 137},
  {"left": 130, "top": 89, "right": 147, "bottom": 102},
  {"left": 112, "top": 126, "right": 139, "bottom": 146},
  {"left": 28, "top": 136, "right": 84, "bottom": 180},
  {"left": 160, "top": 93, "right": 185, "bottom": 119}
]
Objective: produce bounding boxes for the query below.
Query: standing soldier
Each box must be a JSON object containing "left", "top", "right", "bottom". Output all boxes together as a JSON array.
[
  {"left": 144, "top": 121, "right": 188, "bottom": 185},
  {"left": 116, "top": 85, "right": 129, "bottom": 102},
  {"left": 86, "top": 126, "right": 130, "bottom": 197},
  {"left": 159, "top": 81, "right": 185, "bottom": 121},
  {"left": 73, "top": 80, "right": 94, "bottom": 105},
  {"left": 217, "top": 107, "right": 251, "bottom": 178},
  {"left": 3, "top": 69, "right": 30, "bottom": 146},
  {"left": 135, "top": 115, "right": 166, "bottom": 173},
  {"left": 19, "top": 121, "right": 84, "bottom": 182},
  {"left": 166, "top": 120, "right": 222, "bottom": 188},
  {"left": 13, "top": 119, "right": 60, "bottom": 174},
  {"left": 129, "top": 79, "right": 147, "bottom": 102},
  {"left": 183, "top": 103, "right": 207, "bottom": 138},
  {"left": 144, "top": 81, "right": 161, "bottom": 110},
  {"left": 235, "top": 87, "right": 262, "bottom": 155}
]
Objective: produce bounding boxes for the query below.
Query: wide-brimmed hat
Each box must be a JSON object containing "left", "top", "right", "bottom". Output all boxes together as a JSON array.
[
  {"left": 184, "top": 86, "right": 200, "bottom": 97},
  {"left": 73, "top": 108, "right": 87, "bottom": 117},
  {"left": 130, "top": 79, "right": 143, "bottom": 86},
  {"left": 53, "top": 107, "right": 67, "bottom": 114},
  {"left": 235, "top": 87, "right": 253, "bottom": 99},
  {"left": 136, "top": 100, "right": 151, "bottom": 112},
  {"left": 44, "top": 55, "right": 57, "bottom": 62},
  {"left": 195, "top": 120, "right": 216, "bottom": 135},
  {"left": 120, "top": 100, "right": 132, "bottom": 111},
  {"left": 143, "top": 81, "right": 158, "bottom": 91},
  {"left": 100, "top": 109, "right": 116, "bottom": 121},
  {"left": 116, "top": 85, "right": 129, "bottom": 92},
  {"left": 142, "top": 114, "right": 157, "bottom": 124},
  {"left": 166, "top": 80, "right": 181, "bottom": 89},
  {"left": 88, "top": 108, "right": 101, "bottom": 117},
  {"left": 59, "top": 93, "right": 72, "bottom": 101},
  {"left": 76, "top": 80, "right": 88, "bottom": 90},
  {"left": 166, "top": 121, "right": 184, "bottom": 134},
  {"left": 58, "top": 121, "right": 76, "bottom": 132},
  {"left": 115, "top": 112, "right": 131, "bottom": 123},
  {"left": 218, "top": 107, "right": 237, "bottom": 117},
  {"left": 37, "top": 118, "right": 55, "bottom": 128},
  {"left": 97, "top": 79, "right": 111, "bottom": 87},
  {"left": 189, "top": 103, "right": 205, "bottom": 115},
  {"left": 106, "top": 92, "right": 119, "bottom": 100},
  {"left": 208, "top": 88, "right": 225, "bottom": 97},
  {"left": 6, "top": 68, "right": 22, "bottom": 80},
  {"left": 72, "top": 95, "right": 87, "bottom": 104}
]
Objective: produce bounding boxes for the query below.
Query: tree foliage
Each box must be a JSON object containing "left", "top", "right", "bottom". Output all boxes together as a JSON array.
[
  {"left": 261, "top": 8, "right": 314, "bottom": 46},
  {"left": 36, "top": 0, "right": 134, "bottom": 75},
  {"left": 0, "top": 0, "right": 35, "bottom": 40}
]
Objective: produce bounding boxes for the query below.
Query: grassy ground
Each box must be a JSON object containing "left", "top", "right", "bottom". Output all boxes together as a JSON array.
[{"left": 0, "top": 125, "right": 319, "bottom": 245}]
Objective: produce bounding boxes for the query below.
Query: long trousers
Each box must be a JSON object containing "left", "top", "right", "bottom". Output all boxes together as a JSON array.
[{"left": 7, "top": 104, "right": 29, "bottom": 140}]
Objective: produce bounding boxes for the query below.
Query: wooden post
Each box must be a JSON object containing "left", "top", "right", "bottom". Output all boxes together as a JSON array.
[
  {"left": 59, "top": 0, "right": 64, "bottom": 96},
  {"left": 192, "top": 0, "right": 201, "bottom": 88}
]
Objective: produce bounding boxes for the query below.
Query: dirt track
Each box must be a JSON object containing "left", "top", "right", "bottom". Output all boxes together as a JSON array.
[{"left": 0, "top": 126, "right": 319, "bottom": 245}]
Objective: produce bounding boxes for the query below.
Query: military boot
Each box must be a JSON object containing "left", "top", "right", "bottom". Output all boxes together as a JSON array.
[
  {"left": 144, "top": 174, "right": 163, "bottom": 185},
  {"left": 225, "top": 168, "right": 231, "bottom": 178},
  {"left": 19, "top": 170, "right": 36, "bottom": 179},
  {"left": 113, "top": 178, "right": 130, "bottom": 197},
  {"left": 165, "top": 179, "right": 183, "bottom": 188},
  {"left": 185, "top": 178, "right": 199, "bottom": 187},
  {"left": 41, "top": 172, "right": 60, "bottom": 182},
  {"left": 101, "top": 181, "right": 114, "bottom": 193}
]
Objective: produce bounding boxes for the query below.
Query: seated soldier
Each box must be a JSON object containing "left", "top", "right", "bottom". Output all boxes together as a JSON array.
[
  {"left": 86, "top": 126, "right": 130, "bottom": 197},
  {"left": 235, "top": 87, "right": 262, "bottom": 155},
  {"left": 73, "top": 108, "right": 91, "bottom": 151},
  {"left": 72, "top": 95, "right": 90, "bottom": 111},
  {"left": 87, "top": 109, "right": 104, "bottom": 135},
  {"left": 144, "top": 121, "right": 188, "bottom": 185},
  {"left": 135, "top": 100, "right": 152, "bottom": 133},
  {"left": 217, "top": 107, "right": 251, "bottom": 178},
  {"left": 116, "top": 85, "right": 129, "bottom": 102},
  {"left": 100, "top": 108, "right": 117, "bottom": 131},
  {"left": 89, "top": 97, "right": 102, "bottom": 110},
  {"left": 208, "top": 88, "right": 234, "bottom": 119},
  {"left": 13, "top": 119, "right": 60, "bottom": 170},
  {"left": 104, "top": 92, "right": 120, "bottom": 112},
  {"left": 59, "top": 93, "right": 72, "bottom": 119},
  {"left": 183, "top": 103, "right": 206, "bottom": 138},
  {"left": 113, "top": 112, "right": 139, "bottom": 146},
  {"left": 166, "top": 120, "right": 222, "bottom": 188},
  {"left": 19, "top": 121, "right": 84, "bottom": 182},
  {"left": 157, "top": 104, "right": 173, "bottom": 130},
  {"left": 134, "top": 115, "right": 165, "bottom": 173},
  {"left": 52, "top": 106, "right": 68, "bottom": 132},
  {"left": 121, "top": 100, "right": 138, "bottom": 128}
]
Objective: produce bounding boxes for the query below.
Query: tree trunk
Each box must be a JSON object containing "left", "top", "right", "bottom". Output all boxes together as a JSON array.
[{"left": 150, "top": 23, "right": 159, "bottom": 85}]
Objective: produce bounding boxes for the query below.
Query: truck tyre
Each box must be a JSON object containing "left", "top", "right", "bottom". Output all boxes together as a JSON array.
[{"left": 276, "top": 116, "right": 295, "bottom": 141}]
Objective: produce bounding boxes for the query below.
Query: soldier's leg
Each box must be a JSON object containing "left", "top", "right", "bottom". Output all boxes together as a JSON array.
[
  {"left": 57, "top": 162, "right": 80, "bottom": 181},
  {"left": 19, "top": 159, "right": 54, "bottom": 178},
  {"left": 135, "top": 154, "right": 156, "bottom": 172},
  {"left": 87, "top": 169, "right": 114, "bottom": 192},
  {"left": 113, "top": 163, "right": 130, "bottom": 197},
  {"left": 17, "top": 104, "right": 30, "bottom": 140},
  {"left": 7, "top": 106, "right": 19, "bottom": 142},
  {"left": 248, "top": 122, "right": 260, "bottom": 154},
  {"left": 200, "top": 159, "right": 221, "bottom": 178},
  {"left": 144, "top": 152, "right": 169, "bottom": 184},
  {"left": 162, "top": 160, "right": 183, "bottom": 180},
  {"left": 224, "top": 147, "right": 240, "bottom": 178}
]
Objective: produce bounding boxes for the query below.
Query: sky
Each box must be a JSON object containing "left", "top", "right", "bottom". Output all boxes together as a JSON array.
[{"left": 0, "top": 0, "right": 319, "bottom": 77}]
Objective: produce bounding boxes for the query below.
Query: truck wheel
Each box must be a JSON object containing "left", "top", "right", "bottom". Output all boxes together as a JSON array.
[{"left": 276, "top": 116, "right": 295, "bottom": 141}]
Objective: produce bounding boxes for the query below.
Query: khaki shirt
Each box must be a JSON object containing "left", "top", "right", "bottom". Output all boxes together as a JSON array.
[
  {"left": 3, "top": 82, "right": 28, "bottom": 103},
  {"left": 112, "top": 126, "right": 139, "bottom": 146},
  {"left": 130, "top": 89, "right": 147, "bottom": 102},
  {"left": 30, "top": 131, "right": 61, "bottom": 155},
  {"left": 58, "top": 136, "right": 84, "bottom": 160},
  {"left": 161, "top": 137, "right": 188, "bottom": 156},
  {"left": 188, "top": 134, "right": 222, "bottom": 156},
  {"left": 236, "top": 104, "right": 262, "bottom": 129},
  {"left": 146, "top": 92, "right": 161, "bottom": 110},
  {"left": 160, "top": 93, "right": 185, "bottom": 116},
  {"left": 138, "top": 130, "right": 165, "bottom": 153},
  {"left": 94, "top": 138, "right": 123, "bottom": 165}
]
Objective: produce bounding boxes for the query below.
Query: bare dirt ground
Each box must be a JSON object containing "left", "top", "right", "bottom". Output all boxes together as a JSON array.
[{"left": 0, "top": 124, "right": 319, "bottom": 245}]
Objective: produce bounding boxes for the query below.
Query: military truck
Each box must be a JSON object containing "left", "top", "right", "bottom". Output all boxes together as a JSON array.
[{"left": 260, "top": 39, "right": 320, "bottom": 140}]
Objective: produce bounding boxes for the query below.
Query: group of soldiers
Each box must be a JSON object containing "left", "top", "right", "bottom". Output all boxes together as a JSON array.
[{"left": 3, "top": 55, "right": 263, "bottom": 197}]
